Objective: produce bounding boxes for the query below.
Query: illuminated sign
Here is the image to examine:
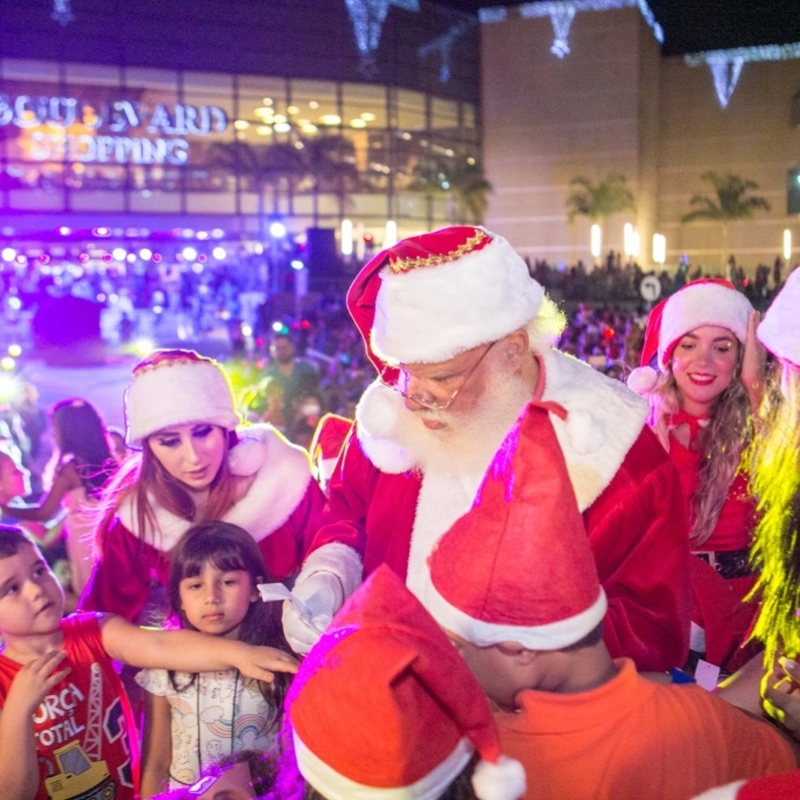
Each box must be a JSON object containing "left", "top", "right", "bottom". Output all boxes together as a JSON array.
[{"left": 0, "top": 94, "right": 229, "bottom": 166}]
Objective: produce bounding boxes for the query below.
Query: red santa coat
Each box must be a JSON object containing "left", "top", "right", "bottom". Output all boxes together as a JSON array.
[
  {"left": 311, "top": 348, "right": 691, "bottom": 672},
  {"left": 80, "top": 424, "right": 326, "bottom": 623}
]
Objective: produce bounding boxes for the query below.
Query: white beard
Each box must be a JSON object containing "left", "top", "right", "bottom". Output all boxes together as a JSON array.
[{"left": 402, "top": 366, "right": 533, "bottom": 605}]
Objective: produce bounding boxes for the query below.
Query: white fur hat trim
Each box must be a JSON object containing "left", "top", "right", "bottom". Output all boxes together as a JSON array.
[
  {"left": 658, "top": 282, "right": 752, "bottom": 369},
  {"left": 758, "top": 268, "right": 800, "bottom": 368},
  {"left": 371, "top": 233, "right": 543, "bottom": 364},
  {"left": 125, "top": 359, "right": 240, "bottom": 445},
  {"left": 471, "top": 756, "right": 527, "bottom": 800},
  {"left": 626, "top": 365, "right": 659, "bottom": 396}
]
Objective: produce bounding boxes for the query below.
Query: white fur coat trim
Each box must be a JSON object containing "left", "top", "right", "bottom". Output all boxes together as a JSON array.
[
  {"left": 118, "top": 424, "right": 312, "bottom": 552},
  {"left": 355, "top": 349, "right": 648, "bottom": 512}
]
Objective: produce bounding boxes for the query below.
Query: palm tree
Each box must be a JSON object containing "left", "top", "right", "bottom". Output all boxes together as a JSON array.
[
  {"left": 206, "top": 140, "right": 307, "bottom": 240},
  {"left": 300, "top": 133, "right": 360, "bottom": 225},
  {"left": 410, "top": 152, "right": 492, "bottom": 226},
  {"left": 566, "top": 172, "right": 636, "bottom": 223},
  {"left": 681, "top": 171, "right": 771, "bottom": 267}
]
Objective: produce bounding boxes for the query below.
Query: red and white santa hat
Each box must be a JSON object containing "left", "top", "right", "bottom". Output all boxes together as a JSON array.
[
  {"left": 125, "top": 349, "right": 240, "bottom": 446},
  {"left": 427, "top": 401, "right": 607, "bottom": 650},
  {"left": 347, "top": 226, "right": 543, "bottom": 372},
  {"left": 692, "top": 771, "right": 800, "bottom": 799},
  {"left": 758, "top": 267, "right": 800, "bottom": 369},
  {"left": 309, "top": 413, "right": 353, "bottom": 488},
  {"left": 627, "top": 278, "right": 753, "bottom": 396},
  {"left": 286, "top": 565, "right": 526, "bottom": 800}
]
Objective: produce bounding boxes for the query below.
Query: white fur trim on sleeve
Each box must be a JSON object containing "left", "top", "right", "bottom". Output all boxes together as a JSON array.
[
  {"left": 690, "top": 780, "right": 746, "bottom": 800},
  {"left": 298, "top": 543, "right": 363, "bottom": 601}
]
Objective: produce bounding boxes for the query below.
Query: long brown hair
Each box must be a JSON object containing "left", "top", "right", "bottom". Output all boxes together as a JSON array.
[
  {"left": 93, "top": 427, "right": 240, "bottom": 552},
  {"left": 647, "top": 344, "right": 752, "bottom": 547}
]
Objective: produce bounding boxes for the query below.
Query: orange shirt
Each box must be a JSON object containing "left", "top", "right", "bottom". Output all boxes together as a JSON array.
[{"left": 497, "top": 659, "right": 795, "bottom": 800}]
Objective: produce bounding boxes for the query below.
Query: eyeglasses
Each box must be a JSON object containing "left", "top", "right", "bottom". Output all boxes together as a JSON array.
[{"left": 379, "top": 341, "right": 496, "bottom": 411}]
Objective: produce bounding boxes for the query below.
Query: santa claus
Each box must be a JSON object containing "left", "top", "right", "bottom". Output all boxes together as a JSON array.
[{"left": 282, "top": 225, "right": 691, "bottom": 671}]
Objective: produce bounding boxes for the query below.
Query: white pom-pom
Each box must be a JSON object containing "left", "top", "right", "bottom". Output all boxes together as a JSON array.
[
  {"left": 228, "top": 435, "right": 268, "bottom": 476},
  {"left": 564, "top": 408, "right": 605, "bottom": 455},
  {"left": 626, "top": 365, "right": 658, "bottom": 397},
  {"left": 471, "top": 756, "right": 527, "bottom": 800}
]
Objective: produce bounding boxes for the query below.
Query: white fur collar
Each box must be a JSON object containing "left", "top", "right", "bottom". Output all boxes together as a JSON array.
[
  {"left": 118, "top": 424, "right": 312, "bottom": 552},
  {"left": 355, "top": 349, "right": 648, "bottom": 511}
]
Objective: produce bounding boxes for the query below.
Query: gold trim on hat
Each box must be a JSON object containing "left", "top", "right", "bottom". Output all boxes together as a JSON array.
[{"left": 388, "top": 229, "right": 491, "bottom": 274}]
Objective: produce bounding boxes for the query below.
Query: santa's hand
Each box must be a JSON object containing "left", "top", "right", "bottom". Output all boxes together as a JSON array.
[
  {"left": 281, "top": 571, "right": 344, "bottom": 655},
  {"left": 763, "top": 656, "right": 800, "bottom": 740}
]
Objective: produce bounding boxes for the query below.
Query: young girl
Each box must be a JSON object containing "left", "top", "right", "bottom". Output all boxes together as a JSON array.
[
  {"left": 628, "top": 279, "right": 765, "bottom": 673},
  {"left": 78, "top": 349, "right": 338, "bottom": 631},
  {"left": 137, "top": 521, "right": 292, "bottom": 796},
  {"left": 3, "top": 398, "right": 118, "bottom": 596}
]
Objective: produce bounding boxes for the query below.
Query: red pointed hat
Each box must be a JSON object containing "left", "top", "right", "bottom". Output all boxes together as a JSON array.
[
  {"left": 427, "top": 402, "right": 607, "bottom": 650},
  {"left": 347, "top": 226, "right": 543, "bottom": 373},
  {"left": 692, "top": 771, "right": 800, "bottom": 800},
  {"left": 287, "top": 565, "right": 526, "bottom": 800},
  {"left": 758, "top": 267, "right": 800, "bottom": 369},
  {"left": 627, "top": 278, "right": 753, "bottom": 395}
]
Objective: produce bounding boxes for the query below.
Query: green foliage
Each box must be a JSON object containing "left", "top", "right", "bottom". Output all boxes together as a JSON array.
[
  {"left": 681, "top": 171, "right": 771, "bottom": 223},
  {"left": 411, "top": 153, "right": 492, "bottom": 224},
  {"left": 566, "top": 173, "right": 636, "bottom": 223}
]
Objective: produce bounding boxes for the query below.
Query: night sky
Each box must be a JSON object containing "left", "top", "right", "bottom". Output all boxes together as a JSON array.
[{"left": 433, "top": 0, "right": 800, "bottom": 55}]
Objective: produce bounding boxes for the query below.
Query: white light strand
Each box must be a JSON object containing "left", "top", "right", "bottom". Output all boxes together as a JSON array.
[
  {"left": 549, "top": 5, "right": 577, "bottom": 58},
  {"left": 418, "top": 18, "right": 477, "bottom": 82},
  {"left": 709, "top": 58, "right": 744, "bottom": 108},
  {"left": 481, "top": 0, "right": 663, "bottom": 48},
  {"left": 684, "top": 42, "right": 800, "bottom": 67},
  {"left": 52, "top": 0, "right": 74, "bottom": 26},
  {"left": 344, "top": 0, "right": 419, "bottom": 56}
]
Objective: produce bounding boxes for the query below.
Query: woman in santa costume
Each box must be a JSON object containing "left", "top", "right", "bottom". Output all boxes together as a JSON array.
[
  {"left": 628, "top": 279, "right": 765, "bottom": 674},
  {"left": 78, "top": 348, "right": 333, "bottom": 626},
  {"left": 283, "top": 225, "right": 691, "bottom": 673}
]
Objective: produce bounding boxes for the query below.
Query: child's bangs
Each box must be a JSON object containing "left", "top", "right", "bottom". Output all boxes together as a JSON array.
[{"left": 179, "top": 538, "right": 250, "bottom": 579}]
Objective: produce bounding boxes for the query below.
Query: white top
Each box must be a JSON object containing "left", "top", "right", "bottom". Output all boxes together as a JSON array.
[{"left": 136, "top": 667, "right": 279, "bottom": 787}]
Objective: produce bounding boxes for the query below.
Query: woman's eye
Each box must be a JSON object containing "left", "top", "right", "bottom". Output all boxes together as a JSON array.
[
  {"left": 193, "top": 425, "right": 213, "bottom": 438},
  {"left": 156, "top": 438, "right": 179, "bottom": 448},
  {"left": 5, "top": 583, "right": 19, "bottom": 596}
]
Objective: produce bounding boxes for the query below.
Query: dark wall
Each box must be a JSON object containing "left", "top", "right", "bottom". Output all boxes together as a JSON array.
[{"left": 0, "top": 0, "right": 480, "bottom": 102}]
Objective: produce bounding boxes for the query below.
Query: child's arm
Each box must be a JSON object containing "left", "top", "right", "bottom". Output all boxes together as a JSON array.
[
  {"left": 99, "top": 615, "right": 299, "bottom": 682},
  {"left": 0, "top": 650, "right": 71, "bottom": 800},
  {"left": 2, "top": 462, "right": 78, "bottom": 522},
  {"left": 140, "top": 689, "right": 172, "bottom": 799}
]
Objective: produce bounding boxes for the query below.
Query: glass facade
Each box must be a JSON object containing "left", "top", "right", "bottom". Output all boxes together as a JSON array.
[{"left": 0, "top": 58, "right": 480, "bottom": 244}]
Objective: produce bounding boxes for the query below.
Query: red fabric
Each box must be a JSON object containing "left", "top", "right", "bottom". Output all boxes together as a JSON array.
[
  {"left": 0, "top": 613, "right": 140, "bottom": 800},
  {"left": 668, "top": 435, "right": 756, "bottom": 552},
  {"left": 80, "top": 481, "right": 325, "bottom": 622},
  {"left": 310, "top": 423, "right": 691, "bottom": 672},
  {"left": 736, "top": 771, "right": 800, "bottom": 799},
  {"left": 496, "top": 658, "right": 795, "bottom": 800}
]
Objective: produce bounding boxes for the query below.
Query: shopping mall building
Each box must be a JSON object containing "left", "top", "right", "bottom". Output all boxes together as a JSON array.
[{"left": 0, "top": 0, "right": 799, "bottom": 273}]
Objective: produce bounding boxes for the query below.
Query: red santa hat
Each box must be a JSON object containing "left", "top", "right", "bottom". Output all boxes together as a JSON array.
[
  {"left": 427, "top": 401, "right": 607, "bottom": 650},
  {"left": 692, "top": 772, "right": 800, "bottom": 799},
  {"left": 758, "top": 267, "right": 800, "bottom": 369},
  {"left": 286, "top": 565, "right": 526, "bottom": 800},
  {"left": 627, "top": 278, "right": 753, "bottom": 396},
  {"left": 347, "top": 226, "right": 543, "bottom": 374},
  {"left": 125, "top": 349, "right": 240, "bottom": 446},
  {"left": 309, "top": 413, "right": 353, "bottom": 488}
]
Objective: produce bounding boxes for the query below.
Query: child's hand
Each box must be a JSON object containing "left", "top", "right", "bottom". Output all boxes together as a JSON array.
[
  {"left": 234, "top": 645, "right": 299, "bottom": 683},
  {"left": 6, "top": 651, "right": 70, "bottom": 717}
]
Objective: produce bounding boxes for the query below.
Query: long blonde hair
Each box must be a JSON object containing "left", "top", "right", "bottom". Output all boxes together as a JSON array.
[
  {"left": 647, "top": 346, "right": 752, "bottom": 548},
  {"left": 94, "top": 428, "right": 240, "bottom": 552},
  {"left": 748, "top": 364, "right": 800, "bottom": 666}
]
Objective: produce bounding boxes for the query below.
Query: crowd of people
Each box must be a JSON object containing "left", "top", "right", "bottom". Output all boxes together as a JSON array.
[{"left": 1, "top": 225, "right": 800, "bottom": 800}]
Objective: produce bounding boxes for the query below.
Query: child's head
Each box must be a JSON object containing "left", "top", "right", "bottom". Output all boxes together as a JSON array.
[
  {"left": 169, "top": 521, "right": 265, "bottom": 639},
  {"left": 0, "top": 445, "right": 30, "bottom": 505},
  {"left": 281, "top": 566, "right": 524, "bottom": 800},
  {"left": 0, "top": 525, "right": 65, "bottom": 640}
]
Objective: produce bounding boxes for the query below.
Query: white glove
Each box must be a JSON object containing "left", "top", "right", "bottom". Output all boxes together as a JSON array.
[{"left": 281, "top": 571, "right": 344, "bottom": 655}]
